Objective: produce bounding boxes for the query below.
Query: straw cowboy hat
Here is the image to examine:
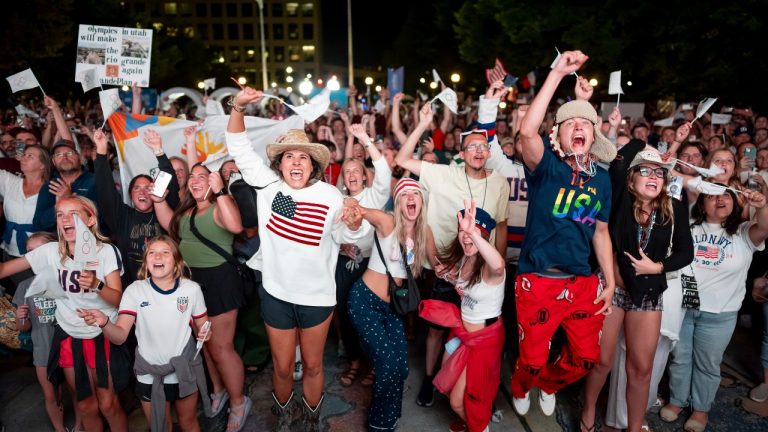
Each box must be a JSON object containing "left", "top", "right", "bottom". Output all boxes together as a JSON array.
[{"left": 266, "top": 129, "right": 331, "bottom": 170}]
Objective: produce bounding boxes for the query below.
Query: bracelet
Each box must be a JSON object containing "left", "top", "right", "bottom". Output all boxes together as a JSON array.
[
  {"left": 227, "top": 99, "right": 246, "bottom": 113},
  {"left": 153, "top": 148, "right": 165, "bottom": 156},
  {"left": 99, "top": 320, "right": 108, "bottom": 329}
]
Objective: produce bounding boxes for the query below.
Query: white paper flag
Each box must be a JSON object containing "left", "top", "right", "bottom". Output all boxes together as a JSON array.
[
  {"left": 204, "top": 78, "right": 216, "bottom": 90},
  {"left": 99, "top": 88, "right": 123, "bottom": 121},
  {"left": 373, "top": 99, "right": 386, "bottom": 114},
  {"left": 653, "top": 116, "right": 675, "bottom": 127},
  {"left": 15, "top": 104, "right": 40, "bottom": 120},
  {"left": 431, "top": 87, "right": 458, "bottom": 114},
  {"left": 204, "top": 99, "right": 225, "bottom": 117},
  {"left": 432, "top": 69, "right": 443, "bottom": 85},
  {"left": 6, "top": 69, "right": 40, "bottom": 93},
  {"left": 73, "top": 214, "right": 98, "bottom": 265},
  {"left": 608, "top": 70, "right": 623, "bottom": 95},
  {"left": 711, "top": 113, "right": 732, "bottom": 125},
  {"left": 25, "top": 270, "right": 67, "bottom": 299},
  {"left": 550, "top": 48, "right": 562, "bottom": 69},
  {"left": 80, "top": 68, "right": 101, "bottom": 93},
  {"left": 264, "top": 88, "right": 331, "bottom": 124},
  {"left": 695, "top": 97, "right": 717, "bottom": 120}
]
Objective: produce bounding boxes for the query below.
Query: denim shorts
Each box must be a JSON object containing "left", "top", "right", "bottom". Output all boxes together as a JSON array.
[{"left": 259, "top": 284, "right": 335, "bottom": 330}]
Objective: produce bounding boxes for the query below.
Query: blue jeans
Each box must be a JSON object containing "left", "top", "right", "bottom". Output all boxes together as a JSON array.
[
  {"left": 668, "top": 309, "right": 737, "bottom": 411},
  {"left": 348, "top": 278, "right": 408, "bottom": 431}
]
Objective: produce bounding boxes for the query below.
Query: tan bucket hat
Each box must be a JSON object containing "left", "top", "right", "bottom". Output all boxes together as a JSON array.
[{"left": 550, "top": 100, "right": 617, "bottom": 163}]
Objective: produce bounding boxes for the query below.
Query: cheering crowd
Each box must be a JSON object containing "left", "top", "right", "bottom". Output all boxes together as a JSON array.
[{"left": 1, "top": 49, "right": 768, "bottom": 432}]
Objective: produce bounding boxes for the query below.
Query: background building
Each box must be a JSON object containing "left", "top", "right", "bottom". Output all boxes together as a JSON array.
[{"left": 124, "top": 0, "right": 322, "bottom": 88}]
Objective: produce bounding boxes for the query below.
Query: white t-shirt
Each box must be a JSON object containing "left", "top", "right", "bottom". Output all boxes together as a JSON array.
[
  {"left": 419, "top": 163, "right": 510, "bottom": 256},
  {"left": 119, "top": 278, "right": 207, "bottom": 384},
  {"left": 25, "top": 242, "right": 124, "bottom": 338},
  {"left": 691, "top": 221, "right": 765, "bottom": 313},
  {"left": 347, "top": 157, "right": 392, "bottom": 257},
  {"left": 226, "top": 131, "right": 372, "bottom": 306},
  {"left": 0, "top": 170, "right": 39, "bottom": 257}
]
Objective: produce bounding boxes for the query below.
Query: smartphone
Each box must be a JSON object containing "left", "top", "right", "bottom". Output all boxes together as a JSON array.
[
  {"left": 152, "top": 171, "right": 173, "bottom": 197},
  {"left": 745, "top": 146, "right": 757, "bottom": 161},
  {"left": 657, "top": 141, "right": 668, "bottom": 154},
  {"left": 681, "top": 103, "right": 694, "bottom": 111},
  {"left": 503, "top": 74, "right": 518, "bottom": 88},
  {"left": 14, "top": 140, "right": 25, "bottom": 156}
]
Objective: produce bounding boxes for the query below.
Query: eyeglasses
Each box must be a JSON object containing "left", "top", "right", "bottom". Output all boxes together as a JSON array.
[
  {"left": 463, "top": 143, "right": 490, "bottom": 152},
  {"left": 53, "top": 151, "right": 76, "bottom": 159},
  {"left": 636, "top": 167, "right": 667, "bottom": 178}
]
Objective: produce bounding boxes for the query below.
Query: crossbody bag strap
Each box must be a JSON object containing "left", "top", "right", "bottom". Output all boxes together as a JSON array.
[
  {"left": 373, "top": 233, "right": 398, "bottom": 287},
  {"left": 399, "top": 243, "right": 415, "bottom": 281},
  {"left": 188, "top": 207, "right": 239, "bottom": 267}
]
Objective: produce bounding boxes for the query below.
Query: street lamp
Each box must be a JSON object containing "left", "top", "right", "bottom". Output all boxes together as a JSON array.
[
  {"left": 364, "top": 77, "right": 373, "bottom": 86},
  {"left": 450, "top": 73, "right": 460, "bottom": 83},
  {"left": 419, "top": 77, "right": 426, "bottom": 84},
  {"left": 197, "top": 81, "right": 205, "bottom": 90},
  {"left": 375, "top": 85, "right": 382, "bottom": 92},
  {"left": 254, "top": 0, "right": 268, "bottom": 90},
  {"left": 327, "top": 76, "right": 340, "bottom": 91},
  {"left": 286, "top": 76, "right": 294, "bottom": 83},
  {"left": 429, "top": 81, "right": 438, "bottom": 89},
  {"left": 299, "top": 80, "right": 313, "bottom": 95},
  {"left": 286, "top": 66, "right": 294, "bottom": 74},
  {"left": 238, "top": 77, "right": 247, "bottom": 85},
  {"left": 589, "top": 78, "right": 598, "bottom": 87}
]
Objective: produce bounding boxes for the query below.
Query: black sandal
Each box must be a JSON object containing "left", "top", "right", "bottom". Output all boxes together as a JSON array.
[
  {"left": 580, "top": 418, "right": 597, "bottom": 432},
  {"left": 338, "top": 367, "right": 360, "bottom": 387}
]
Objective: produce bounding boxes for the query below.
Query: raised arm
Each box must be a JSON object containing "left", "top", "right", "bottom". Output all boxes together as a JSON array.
[
  {"left": 350, "top": 124, "right": 391, "bottom": 208},
  {"left": 183, "top": 126, "right": 199, "bottom": 172},
  {"left": 93, "top": 129, "right": 127, "bottom": 231},
  {"left": 395, "top": 103, "right": 433, "bottom": 176},
  {"left": 359, "top": 206, "right": 395, "bottom": 237},
  {"left": 224, "top": 87, "right": 280, "bottom": 188},
  {"left": 131, "top": 83, "right": 142, "bottom": 114},
  {"left": 460, "top": 200, "right": 505, "bottom": 285},
  {"left": 390, "top": 93, "right": 408, "bottom": 144},
  {"left": 210, "top": 171, "right": 243, "bottom": 234},
  {"left": 745, "top": 190, "right": 768, "bottom": 245},
  {"left": 520, "top": 50, "right": 589, "bottom": 170},
  {"left": 43, "top": 96, "right": 73, "bottom": 143}
]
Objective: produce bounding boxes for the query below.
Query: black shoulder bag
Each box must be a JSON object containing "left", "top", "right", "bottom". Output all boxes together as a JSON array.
[
  {"left": 373, "top": 233, "right": 420, "bottom": 315},
  {"left": 188, "top": 207, "right": 258, "bottom": 299}
]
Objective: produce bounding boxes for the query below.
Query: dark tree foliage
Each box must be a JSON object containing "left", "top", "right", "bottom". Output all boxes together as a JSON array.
[{"left": 452, "top": 0, "right": 767, "bottom": 110}]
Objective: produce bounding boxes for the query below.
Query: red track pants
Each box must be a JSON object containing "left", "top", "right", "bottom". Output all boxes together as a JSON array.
[{"left": 510, "top": 273, "right": 605, "bottom": 397}]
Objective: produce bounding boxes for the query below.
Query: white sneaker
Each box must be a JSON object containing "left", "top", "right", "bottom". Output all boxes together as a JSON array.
[
  {"left": 512, "top": 392, "right": 530, "bottom": 415},
  {"left": 293, "top": 360, "right": 303, "bottom": 381},
  {"left": 539, "top": 390, "right": 556, "bottom": 416}
]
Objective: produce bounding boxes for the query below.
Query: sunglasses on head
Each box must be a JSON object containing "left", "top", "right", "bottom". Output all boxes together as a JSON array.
[{"left": 460, "top": 129, "right": 489, "bottom": 151}]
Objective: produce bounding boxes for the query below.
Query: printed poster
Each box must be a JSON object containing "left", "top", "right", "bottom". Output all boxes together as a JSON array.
[{"left": 75, "top": 24, "right": 153, "bottom": 87}]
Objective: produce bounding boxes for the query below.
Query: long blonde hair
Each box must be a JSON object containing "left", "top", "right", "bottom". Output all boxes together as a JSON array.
[
  {"left": 392, "top": 192, "right": 428, "bottom": 278},
  {"left": 56, "top": 196, "right": 110, "bottom": 264}
]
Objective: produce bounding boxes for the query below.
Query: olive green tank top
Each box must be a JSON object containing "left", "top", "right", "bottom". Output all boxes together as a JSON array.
[{"left": 179, "top": 204, "right": 234, "bottom": 268}]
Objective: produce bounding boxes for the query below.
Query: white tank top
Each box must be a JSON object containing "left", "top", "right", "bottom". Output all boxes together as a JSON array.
[
  {"left": 457, "top": 272, "right": 506, "bottom": 324},
  {"left": 368, "top": 231, "right": 408, "bottom": 279}
]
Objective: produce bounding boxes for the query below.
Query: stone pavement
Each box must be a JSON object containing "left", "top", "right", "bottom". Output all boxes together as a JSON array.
[{"left": 1, "top": 324, "right": 768, "bottom": 431}]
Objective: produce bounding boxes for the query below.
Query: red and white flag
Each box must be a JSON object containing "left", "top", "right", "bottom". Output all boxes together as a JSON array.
[
  {"left": 485, "top": 58, "right": 508, "bottom": 85},
  {"left": 267, "top": 192, "right": 329, "bottom": 247}
]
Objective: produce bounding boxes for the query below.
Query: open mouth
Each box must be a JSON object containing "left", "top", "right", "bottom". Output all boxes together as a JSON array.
[
  {"left": 645, "top": 181, "right": 658, "bottom": 191},
  {"left": 571, "top": 134, "right": 586, "bottom": 150},
  {"left": 290, "top": 169, "right": 303, "bottom": 180},
  {"left": 406, "top": 202, "right": 417, "bottom": 217},
  {"left": 152, "top": 263, "right": 165, "bottom": 270},
  {"left": 63, "top": 225, "right": 74, "bottom": 235}
]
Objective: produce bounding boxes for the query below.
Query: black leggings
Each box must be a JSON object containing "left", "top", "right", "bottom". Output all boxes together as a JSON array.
[{"left": 335, "top": 255, "right": 369, "bottom": 362}]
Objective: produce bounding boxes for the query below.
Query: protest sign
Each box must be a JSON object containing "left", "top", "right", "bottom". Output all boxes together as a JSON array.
[{"left": 74, "top": 24, "right": 153, "bottom": 87}]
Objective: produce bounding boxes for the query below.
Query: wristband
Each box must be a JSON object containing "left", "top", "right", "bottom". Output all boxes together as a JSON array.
[
  {"left": 99, "top": 320, "right": 108, "bottom": 329},
  {"left": 213, "top": 189, "right": 227, "bottom": 198},
  {"left": 153, "top": 148, "right": 165, "bottom": 156},
  {"left": 227, "top": 99, "right": 246, "bottom": 113}
]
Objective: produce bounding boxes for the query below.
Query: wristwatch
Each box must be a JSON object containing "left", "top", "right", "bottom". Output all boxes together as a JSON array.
[{"left": 213, "top": 189, "right": 227, "bottom": 198}]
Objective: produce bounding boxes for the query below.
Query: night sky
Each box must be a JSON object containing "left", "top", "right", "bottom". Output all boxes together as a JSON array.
[{"left": 321, "top": 0, "right": 411, "bottom": 68}]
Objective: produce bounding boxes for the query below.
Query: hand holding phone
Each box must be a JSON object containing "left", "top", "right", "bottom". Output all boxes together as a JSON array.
[{"left": 152, "top": 171, "right": 173, "bottom": 197}]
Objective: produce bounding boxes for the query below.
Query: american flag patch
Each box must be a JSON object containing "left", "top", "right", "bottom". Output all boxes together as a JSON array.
[
  {"left": 695, "top": 245, "right": 719, "bottom": 259},
  {"left": 267, "top": 192, "right": 328, "bottom": 247}
]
